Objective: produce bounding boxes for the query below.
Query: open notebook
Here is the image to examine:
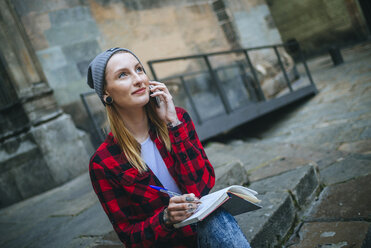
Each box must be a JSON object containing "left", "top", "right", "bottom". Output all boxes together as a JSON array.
[{"left": 174, "top": 185, "right": 261, "bottom": 228}]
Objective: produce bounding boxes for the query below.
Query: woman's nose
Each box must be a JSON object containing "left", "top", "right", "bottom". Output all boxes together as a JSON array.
[{"left": 133, "top": 72, "right": 144, "bottom": 85}]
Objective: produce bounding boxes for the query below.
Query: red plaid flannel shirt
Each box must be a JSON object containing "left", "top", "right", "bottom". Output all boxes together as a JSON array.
[{"left": 89, "top": 107, "right": 215, "bottom": 248}]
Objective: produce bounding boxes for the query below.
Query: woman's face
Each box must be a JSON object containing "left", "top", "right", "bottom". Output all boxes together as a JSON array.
[{"left": 104, "top": 52, "right": 150, "bottom": 110}]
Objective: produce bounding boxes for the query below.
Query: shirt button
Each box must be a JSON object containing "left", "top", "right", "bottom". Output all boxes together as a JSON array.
[{"left": 175, "top": 132, "right": 179, "bottom": 137}]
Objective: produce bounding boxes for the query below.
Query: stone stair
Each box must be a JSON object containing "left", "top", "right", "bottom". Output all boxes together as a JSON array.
[{"left": 206, "top": 140, "right": 371, "bottom": 247}]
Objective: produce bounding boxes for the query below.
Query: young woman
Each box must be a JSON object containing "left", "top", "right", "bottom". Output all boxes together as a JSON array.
[{"left": 87, "top": 48, "right": 250, "bottom": 248}]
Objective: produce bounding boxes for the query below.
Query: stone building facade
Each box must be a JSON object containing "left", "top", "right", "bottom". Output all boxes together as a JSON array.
[
  {"left": 267, "top": 0, "right": 370, "bottom": 54},
  {"left": 0, "top": 0, "right": 92, "bottom": 208},
  {"left": 10, "top": 0, "right": 284, "bottom": 137}
]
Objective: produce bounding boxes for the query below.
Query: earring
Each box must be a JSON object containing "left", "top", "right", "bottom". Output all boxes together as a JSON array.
[{"left": 105, "top": 96, "right": 113, "bottom": 105}]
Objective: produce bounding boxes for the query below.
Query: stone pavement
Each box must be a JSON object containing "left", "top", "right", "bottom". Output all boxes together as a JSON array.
[
  {"left": 207, "top": 41, "right": 371, "bottom": 247},
  {"left": 0, "top": 42, "right": 370, "bottom": 248}
]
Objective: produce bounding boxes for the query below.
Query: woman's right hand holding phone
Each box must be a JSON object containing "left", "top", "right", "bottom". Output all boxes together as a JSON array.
[{"left": 148, "top": 81, "right": 180, "bottom": 127}]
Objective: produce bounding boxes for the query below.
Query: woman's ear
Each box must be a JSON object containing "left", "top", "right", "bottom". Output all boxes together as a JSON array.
[
  {"left": 103, "top": 90, "right": 113, "bottom": 104},
  {"left": 103, "top": 90, "right": 109, "bottom": 100}
]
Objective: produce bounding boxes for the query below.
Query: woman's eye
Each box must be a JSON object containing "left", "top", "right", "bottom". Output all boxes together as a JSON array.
[
  {"left": 119, "top": 72, "right": 127, "bottom": 78},
  {"left": 136, "top": 66, "right": 143, "bottom": 72}
]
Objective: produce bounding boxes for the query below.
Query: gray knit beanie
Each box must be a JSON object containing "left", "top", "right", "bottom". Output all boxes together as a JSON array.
[{"left": 87, "top": 47, "right": 145, "bottom": 105}]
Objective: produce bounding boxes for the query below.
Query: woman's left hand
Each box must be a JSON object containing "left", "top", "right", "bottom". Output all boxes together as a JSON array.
[{"left": 149, "top": 81, "right": 179, "bottom": 125}]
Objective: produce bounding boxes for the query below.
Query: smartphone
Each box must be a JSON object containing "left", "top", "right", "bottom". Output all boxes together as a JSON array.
[{"left": 149, "top": 85, "right": 161, "bottom": 107}]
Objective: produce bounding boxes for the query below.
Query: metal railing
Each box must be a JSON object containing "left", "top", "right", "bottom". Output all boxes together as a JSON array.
[
  {"left": 80, "top": 92, "right": 106, "bottom": 143},
  {"left": 147, "top": 42, "right": 317, "bottom": 140},
  {"left": 82, "top": 42, "right": 317, "bottom": 143}
]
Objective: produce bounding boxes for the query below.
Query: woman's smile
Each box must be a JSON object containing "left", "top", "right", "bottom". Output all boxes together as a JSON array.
[{"left": 132, "top": 87, "right": 146, "bottom": 95}]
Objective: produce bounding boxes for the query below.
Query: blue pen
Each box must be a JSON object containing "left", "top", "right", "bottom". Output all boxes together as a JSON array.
[{"left": 150, "top": 185, "right": 181, "bottom": 197}]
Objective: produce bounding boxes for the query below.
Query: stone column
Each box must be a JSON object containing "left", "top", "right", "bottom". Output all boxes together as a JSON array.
[
  {"left": 0, "top": 0, "right": 92, "bottom": 208},
  {"left": 212, "top": 0, "right": 241, "bottom": 50}
]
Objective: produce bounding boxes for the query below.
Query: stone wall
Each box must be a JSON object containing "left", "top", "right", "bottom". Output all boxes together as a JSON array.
[
  {"left": 12, "top": 0, "right": 230, "bottom": 104},
  {"left": 12, "top": 2, "right": 282, "bottom": 101},
  {"left": 0, "top": 0, "right": 92, "bottom": 208},
  {"left": 226, "top": 0, "right": 282, "bottom": 48},
  {"left": 11, "top": 0, "right": 288, "bottom": 145},
  {"left": 267, "top": 0, "right": 369, "bottom": 54}
]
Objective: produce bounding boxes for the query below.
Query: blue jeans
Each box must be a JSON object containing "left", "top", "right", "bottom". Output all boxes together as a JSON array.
[{"left": 197, "top": 208, "right": 251, "bottom": 248}]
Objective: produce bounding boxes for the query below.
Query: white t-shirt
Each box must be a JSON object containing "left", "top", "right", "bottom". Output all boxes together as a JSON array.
[{"left": 140, "top": 136, "right": 181, "bottom": 194}]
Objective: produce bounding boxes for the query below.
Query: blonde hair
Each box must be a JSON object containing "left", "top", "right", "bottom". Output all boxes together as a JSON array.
[
  {"left": 104, "top": 51, "right": 171, "bottom": 173},
  {"left": 106, "top": 102, "right": 171, "bottom": 173}
]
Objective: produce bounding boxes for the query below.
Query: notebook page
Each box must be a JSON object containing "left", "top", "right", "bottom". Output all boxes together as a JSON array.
[
  {"left": 185, "top": 189, "right": 226, "bottom": 220},
  {"left": 228, "top": 185, "right": 258, "bottom": 195}
]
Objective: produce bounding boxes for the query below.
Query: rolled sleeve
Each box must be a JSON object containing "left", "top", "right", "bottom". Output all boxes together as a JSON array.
[
  {"left": 168, "top": 122, "right": 189, "bottom": 144},
  {"left": 168, "top": 107, "right": 215, "bottom": 198}
]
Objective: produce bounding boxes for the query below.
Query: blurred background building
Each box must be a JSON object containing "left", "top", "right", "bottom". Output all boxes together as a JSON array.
[{"left": 0, "top": 0, "right": 369, "bottom": 208}]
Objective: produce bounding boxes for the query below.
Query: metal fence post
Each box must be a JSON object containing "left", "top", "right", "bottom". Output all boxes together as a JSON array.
[
  {"left": 179, "top": 76, "right": 202, "bottom": 124},
  {"left": 235, "top": 62, "right": 257, "bottom": 102},
  {"left": 243, "top": 50, "right": 266, "bottom": 101},
  {"left": 274, "top": 46, "right": 293, "bottom": 92},
  {"left": 298, "top": 49, "right": 317, "bottom": 92},
  {"left": 203, "top": 55, "right": 232, "bottom": 114},
  {"left": 147, "top": 62, "right": 158, "bottom": 81},
  {"left": 80, "top": 93, "right": 105, "bottom": 143}
]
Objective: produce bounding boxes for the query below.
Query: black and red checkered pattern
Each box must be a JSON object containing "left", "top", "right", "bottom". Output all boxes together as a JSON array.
[{"left": 89, "top": 107, "right": 215, "bottom": 247}]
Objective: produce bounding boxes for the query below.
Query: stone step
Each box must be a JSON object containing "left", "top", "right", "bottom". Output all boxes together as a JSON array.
[
  {"left": 286, "top": 174, "right": 371, "bottom": 247},
  {"left": 208, "top": 141, "right": 370, "bottom": 247},
  {"left": 249, "top": 165, "right": 319, "bottom": 207},
  {"left": 287, "top": 221, "right": 370, "bottom": 248},
  {"left": 0, "top": 133, "right": 55, "bottom": 207},
  {"left": 212, "top": 159, "right": 249, "bottom": 192},
  {"left": 235, "top": 165, "right": 319, "bottom": 247},
  {"left": 319, "top": 153, "right": 371, "bottom": 186},
  {"left": 205, "top": 140, "right": 348, "bottom": 182},
  {"left": 0, "top": 173, "right": 112, "bottom": 248}
]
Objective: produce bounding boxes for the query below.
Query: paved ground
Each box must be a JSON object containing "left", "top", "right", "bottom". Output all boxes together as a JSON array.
[
  {"left": 208, "top": 41, "right": 371, "bottom": 247},
  {"left": 0, "top": 42, "right": 370, "bottom": 247}
]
